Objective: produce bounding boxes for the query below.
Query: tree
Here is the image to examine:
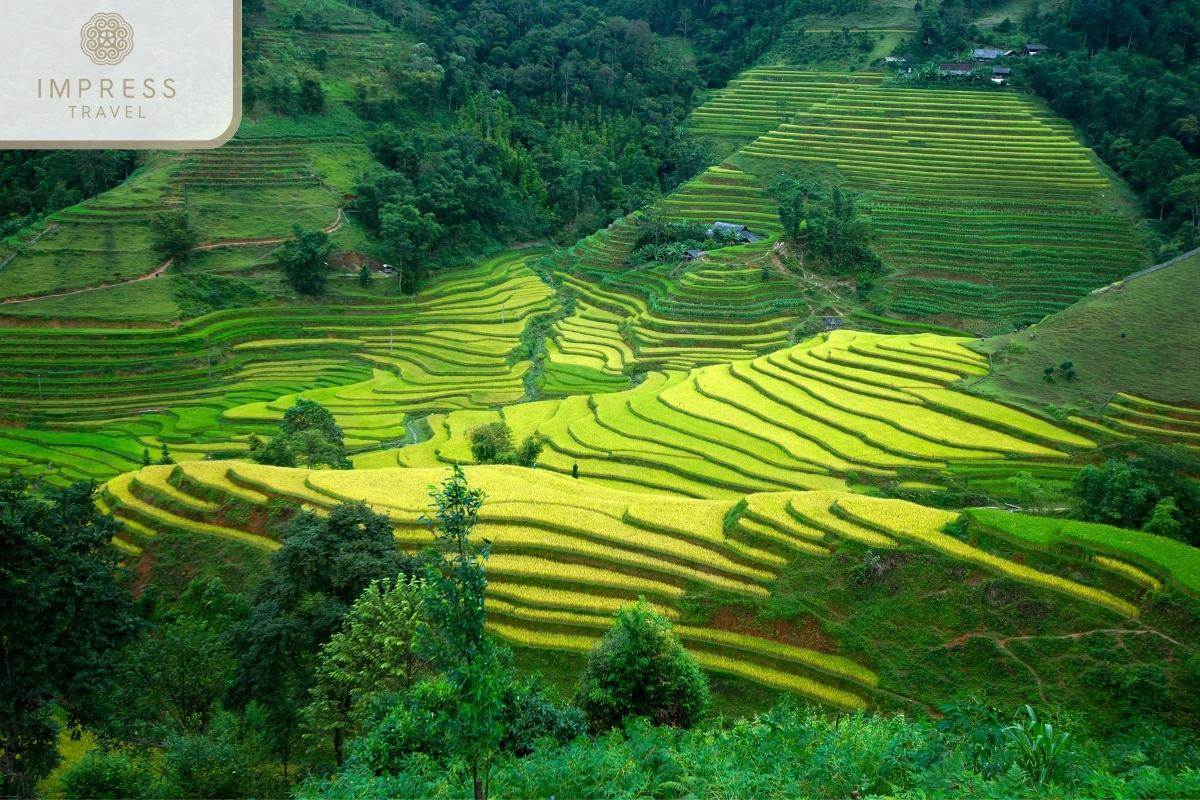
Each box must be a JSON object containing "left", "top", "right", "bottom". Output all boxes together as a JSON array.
[
  {"left": 514, "top": 435, "right": 543, "bottom": 468},
  {"left": 282, "top": 398, "right": 343, "bottom": 445},
  {"left": 768, "top": 178, "right": 883, "bottom": 277},
  {"left": 1142, "top": 496, "right": 1184, "bottom": 541},
  {"left": 380, "top": 203, "right": 443, "bottom": 294},
  {"left": 158, "top": 443, "right": 174, "bottom": 465},
  {"left": 1072, "top": 459, "right": 1161, "bottom": 529},
  {"left": 229, "top": 501, "right": 416, "bottom": 777},
  {"left": 419, "top": 466, "right": 506, "bottom": 800},
  {"left": 252, "top": 435, "right": 297, "bottom": 468},
  {"left": 258, "top": 398, "right": 350, "bottom": 469},
  {"left": 574, "top": 600, "right": 710, "bottom": 733},
  {"left": 0, "top": 478, "right": 138, "bottom": 797},
  {"left": 1005, "top": 471, "right": 1050, "bottom": 513},
  {"left": 303, "top": 576, "right": 427, "bottom": 765},
  {"left": 357, "top": 264, "right": 373, "bottom": 287},
  {"left": 469, "top": 422, "right": 513, "bottom": 464},
  {"left": 141, "top": 448, "right": 151, "bottom": 467},
  {"left": 277, "top": 225, "right": 332, "bottom": 296},
  {"left": 1169, "top": 173, "right": 1200, "bottom": 233},
  {"left": 102, "top": 580, "right": 247, "bottom": 746},
  {"left": 469, "top": 422, "right": 542, "bottom": 466},
  {"left": 149, "top": 210, "right": 199, "bottom": 266},
  {"left": 297, "top": 71, "right": 326, "bottom": 115}
]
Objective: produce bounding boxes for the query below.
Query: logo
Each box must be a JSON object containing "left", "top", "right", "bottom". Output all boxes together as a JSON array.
[{"left": 80, "top": 12, "right": 134, "bottom": 66}]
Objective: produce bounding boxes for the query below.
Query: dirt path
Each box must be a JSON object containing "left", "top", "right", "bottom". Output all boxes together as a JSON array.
[{"left": 0, "top": 210, "right": 343, "bottom": 306}]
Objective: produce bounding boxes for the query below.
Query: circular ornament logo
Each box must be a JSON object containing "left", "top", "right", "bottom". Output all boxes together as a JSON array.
[{"left": 80, "top": 12, "right": 134, "bottom": 65}]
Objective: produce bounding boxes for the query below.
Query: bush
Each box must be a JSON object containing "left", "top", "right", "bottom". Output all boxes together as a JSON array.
[
  {"left": 468, "top": 422, "right": 543, "bottom": 467},
  {"left": 350, "top": 679, "right": 458, "bottom": 773},
  {"left": 502, "top": 677, "right": 587, "bottom": 756},
  {"left": 574, "top": 600, "right": 710, "bottom": 732},
  {"left": 59, "top": 750, "right": 155, "bottom": 799}
]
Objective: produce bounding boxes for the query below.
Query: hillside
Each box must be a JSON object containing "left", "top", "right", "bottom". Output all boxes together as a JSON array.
[
  {"left": 4, "top": 0, "right": 1200, "bottom": 794},
  {"left": 103, "top": 461, "right": 1200, "bottom": 728},
  {"left": 973, "top": 249, "right": 1200, "bottom": 437}
]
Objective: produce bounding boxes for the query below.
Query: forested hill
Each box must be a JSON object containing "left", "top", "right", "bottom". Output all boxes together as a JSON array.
[{"left": 238, "top": 0, "right": 787, "bottom": 259}]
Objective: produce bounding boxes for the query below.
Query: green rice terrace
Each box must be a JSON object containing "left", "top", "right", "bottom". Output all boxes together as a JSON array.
[{"left": 710, "top": 73, "right": 1147, "bottom": 321}]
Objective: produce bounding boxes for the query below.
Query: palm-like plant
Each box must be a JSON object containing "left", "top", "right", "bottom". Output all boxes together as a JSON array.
[{"left": 1003, "top": 705, "right": 1073, "bottom": 786}]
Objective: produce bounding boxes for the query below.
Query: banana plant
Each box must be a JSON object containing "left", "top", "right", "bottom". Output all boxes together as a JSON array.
[{"left": 1003, "top": 704, "right": 1073, "bottom": 786}]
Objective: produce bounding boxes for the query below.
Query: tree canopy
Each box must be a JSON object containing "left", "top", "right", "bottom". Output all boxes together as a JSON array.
[
  {"left": 276, "top": 225, "right": 332, "bottom": 296},
  {"left": 0, "top": 478, "right": 138, "bottom": 797}
]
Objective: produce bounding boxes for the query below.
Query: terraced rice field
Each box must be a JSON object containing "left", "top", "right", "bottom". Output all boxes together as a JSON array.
[
  {"left": 1082, "top": 392, "right": 1200, "bottom": 449},
  {"left": 103, "top": 462, "right": 1154, "bottom": 705},
  {"left": 0, "top": 251, "right": 554, "bottom": 484},
  {"left": 397, "top": 330, "right": 1094, "bottom": 497},
  {"left": 0, "top": 140, "right": 362, "bottom": 307},
  {"left": 688, "top": 69, "right": 884, "bottom": 139},
  {"left": 688, "top": 78, "right": 1148, "bottom": 320},
  {"left": 540, "top": 167, "right": 812, "bottom": 375}
]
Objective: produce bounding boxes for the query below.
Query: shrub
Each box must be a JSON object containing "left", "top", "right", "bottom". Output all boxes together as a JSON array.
[
  {"left": 59, "top": 750, "right": 155, "bottom": 800},
  {"left": 469, "top": 422, "right": 543, "bottom": 467},
  {"left": 575, "top": 600, "right": 710, "bottom": 732},
  {"left": 1142, "top": 497, "right": 1184, "bottom": 541}
]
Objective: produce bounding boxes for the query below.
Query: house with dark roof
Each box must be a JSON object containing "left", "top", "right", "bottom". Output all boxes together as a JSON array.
[
  {"left": 991, "top": 67, "right": 1012, "bottom": 83},
  {"left": 939, "top": 63, "right": 974, "bottom": 76},
  {"left": 973, "top": 47, "right": 1003, "bottom": 61},
  {"left": 706, "top": 222, "right": 763, "bottom": 243},
  {"left": 683, "top": 249, "right": 707, "bottom": 261},
  {"left": 1024, "top": 43, "right": 1048, "bottom": 55}
]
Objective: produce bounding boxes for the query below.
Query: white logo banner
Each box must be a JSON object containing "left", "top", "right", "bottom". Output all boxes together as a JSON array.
[{"left": 0, "top": 0, "right": 240, "bottom": 148}]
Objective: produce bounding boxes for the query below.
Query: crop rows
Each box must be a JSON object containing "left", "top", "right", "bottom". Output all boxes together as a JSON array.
[
  {"left": 689, "top": 85, "right": 1149, "bottom": 320},
  {"left": 403, "top": 330, "right": 1093, "bottom": 498},
  {"left": 0, "top": 252, "right": 555, "bottom": 473},
  {"left": 1097, "top": 393, "right": 1200, "bottom": 448},
  {"left": 103, "top": 460, "right": 883, "bottom": 705},
  {"left": 687, "top": 70, "right": 884, "bottom": 139},
  {"left": 103, "top": 459, "right": 1166, "bottom": 704},
  {"left": 967, "top": 508, "right": 1200, "bottom": 597}
]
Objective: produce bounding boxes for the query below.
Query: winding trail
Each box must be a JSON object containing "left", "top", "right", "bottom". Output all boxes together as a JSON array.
[{"left": 0, "top": 209, "right": 343, "bottom": 306}]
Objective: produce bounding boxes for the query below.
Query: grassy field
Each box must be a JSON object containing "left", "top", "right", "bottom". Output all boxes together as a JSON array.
[
  {"left": 100, "top": 461, "right": 1200, "bottom": 723},
  {"left": 973, "top": 251, "right": 1200, "bottom": 429}
]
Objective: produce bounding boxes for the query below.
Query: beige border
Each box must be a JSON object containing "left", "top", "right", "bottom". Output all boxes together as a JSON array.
[{"left": 1, "top": 0, "right": 242, "bottom": 150}]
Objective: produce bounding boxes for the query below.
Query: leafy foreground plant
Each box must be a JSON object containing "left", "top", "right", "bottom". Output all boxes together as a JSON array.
[{"left": 303, "top": 695, "right": 1200, "bottom": 799}]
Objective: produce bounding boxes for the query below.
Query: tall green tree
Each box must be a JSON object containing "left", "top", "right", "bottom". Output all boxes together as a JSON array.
[
  {"left": 252, "top": 399, "right": 350, "bottom": 469},
  {"left": 277, "top": 225, "right": 332, "bottom": 296},
  {"left": 303, "top": 576, "right": 427, "bottom": 765},
  {"left": 769, "top": 177, "right": 883, "bottom": 277},
  {"left": 380, "top": 203, "right": 444, "bottom": 294},
  {"left": 0, "top": 478, "right": 138, "bottom": 797},
  {"left": 229, "top": 501, "right": 415, "bottom": 776},
  {"left": 102, "top": 580, "right": 247, "bottom": 747},
  {"left": 419, "top": 466, "right": 506, "bottom": 800},
  {"left": 1169, "top": 173, "right": 1200, "bottom": 240},
  {"left": 1072, "top": 459, "right": 1162, "bottom": 530}
]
